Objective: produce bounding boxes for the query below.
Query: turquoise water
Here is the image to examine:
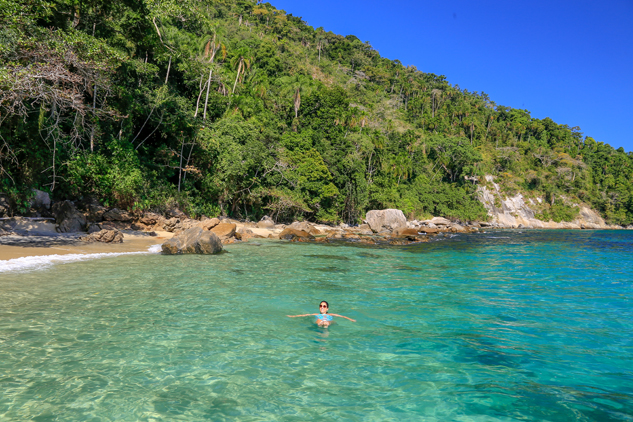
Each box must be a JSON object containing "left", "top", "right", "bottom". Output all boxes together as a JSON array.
[{"left": 1, "top": 231, "right": 632, "bottom": 421}]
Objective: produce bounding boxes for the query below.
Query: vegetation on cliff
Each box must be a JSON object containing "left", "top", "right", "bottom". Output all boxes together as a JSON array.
[{"left": 1, "top": 0, "right": 632, "bottom": 224}]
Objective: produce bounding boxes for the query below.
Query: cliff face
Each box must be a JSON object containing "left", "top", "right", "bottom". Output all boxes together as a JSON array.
[{"left": 476, "top": 175, "right": 623, "bottom": 229}]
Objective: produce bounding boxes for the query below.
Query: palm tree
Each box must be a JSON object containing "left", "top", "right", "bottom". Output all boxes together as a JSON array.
[{"left": 231, "top": 47, "right": 252, "bottom": 94}]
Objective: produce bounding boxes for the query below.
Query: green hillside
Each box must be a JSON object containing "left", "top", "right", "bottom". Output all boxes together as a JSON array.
[{"left": 1, "top": 0, "right": 632, "bottom": 224}]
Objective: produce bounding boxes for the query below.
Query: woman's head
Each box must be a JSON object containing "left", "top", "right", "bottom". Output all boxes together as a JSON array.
[{"left": 319, "top": 301, "right": 329, "bottom": 313}]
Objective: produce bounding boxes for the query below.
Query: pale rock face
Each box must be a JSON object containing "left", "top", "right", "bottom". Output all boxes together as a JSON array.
[
  {"left": 430, "top": 217, "right": 452, "bottom": 226},
  {"left": 365, "top": 209, "right": 407, "bottom": 233},
  {"left": 31, "top": 189, "right": 51, "bottom": 210},
  {"left": 477, "top": 174, "right": 608, "bottom": 229}
]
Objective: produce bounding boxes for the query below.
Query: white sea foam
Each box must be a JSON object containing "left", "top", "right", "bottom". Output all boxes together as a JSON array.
[{"left": 0, "top": 245, "right": 162, "bottom": 273}]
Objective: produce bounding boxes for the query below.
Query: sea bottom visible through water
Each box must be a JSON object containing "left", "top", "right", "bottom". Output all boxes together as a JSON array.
[{"left": 0, "top": 231, "right": 632, "bottom": 421}]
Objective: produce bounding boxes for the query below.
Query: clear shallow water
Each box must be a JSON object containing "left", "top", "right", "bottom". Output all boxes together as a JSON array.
[{"left": 0, "top": 231, "right": 632, "bottom": 421}]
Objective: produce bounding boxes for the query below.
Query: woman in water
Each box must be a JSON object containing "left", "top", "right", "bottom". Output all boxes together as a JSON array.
[{"left": 287, "top": 301, "right": 356, "bottom": 327}]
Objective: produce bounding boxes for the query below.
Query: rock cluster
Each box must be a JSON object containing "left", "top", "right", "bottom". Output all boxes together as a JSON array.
[{"left": 81, "top": 229, "right": 124, "bottom": 243}]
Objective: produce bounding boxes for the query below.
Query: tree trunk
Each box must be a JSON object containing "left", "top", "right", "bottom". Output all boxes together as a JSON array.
[
  {"left": 232, "top": 59, "right": 243, "bottom": 94},
  {"left": 165, "top": 56, "right": 171, "bottom": 84},
  {"left": 90, "top": 83, "right": 97, "bottom": 152}
]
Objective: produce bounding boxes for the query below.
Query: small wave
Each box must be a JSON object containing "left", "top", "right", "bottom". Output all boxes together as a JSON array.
[{"left": 0, "top": 244, "right": 162, "bottom": 274}]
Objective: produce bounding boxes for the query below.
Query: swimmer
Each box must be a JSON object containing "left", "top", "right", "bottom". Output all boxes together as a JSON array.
[{"left": 287, "top": 301, "right": 356, "bottom": 328}]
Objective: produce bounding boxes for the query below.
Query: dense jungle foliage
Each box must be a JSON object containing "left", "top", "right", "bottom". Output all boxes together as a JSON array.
[{"left": 1, "top": 0, "right": 632, "bottom": 224}]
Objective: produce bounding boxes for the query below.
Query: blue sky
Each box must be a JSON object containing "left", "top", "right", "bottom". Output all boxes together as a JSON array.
[{"left": 270, "top": 0, "right": 633, "bottom": 152}]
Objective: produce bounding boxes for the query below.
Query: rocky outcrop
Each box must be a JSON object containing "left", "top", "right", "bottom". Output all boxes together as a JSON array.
[
  {"left": 287, "top": 221, "right": 322, "bottom": 235},
  {"left": 477, "top": 175, "right": 610, "bottom": 229},
  {"left": 365, "top": 209, "right": 407, "bottom": 233},
  {"left": 257, "top": 215, "right": 275, "bottom": 229},
  {"left": 210, "top": 222, "right": 237, "bottom": 240},
  {"left": 103, "top": 208, "right": 132, "bottom": 222},
  {"left": 161, "top": 226, "right": 223, "bottom": 255},
  {"left": 199, "top": 217, "right": 220, "bottom": 230},
  {"left": 31, "top": 189, "right": 51, "bottom": 210},
  {"left": 52, "top": 200, "right": 87, "bottom": 233},
  {"left": 81, "top": 229, "right": 124, "bottom": 243},
  {"left": 279, "top": 228, "right": 315, "bottom": 241}
]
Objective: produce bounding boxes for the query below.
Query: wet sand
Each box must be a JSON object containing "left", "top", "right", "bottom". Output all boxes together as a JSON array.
[{"left": 0, "top": 231, "right": 173, "bottom": 261}]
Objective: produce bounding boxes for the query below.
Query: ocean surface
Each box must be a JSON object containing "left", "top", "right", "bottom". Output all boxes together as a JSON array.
[{"left": 0, "top": 230, "right": 632, "bottom": 421}]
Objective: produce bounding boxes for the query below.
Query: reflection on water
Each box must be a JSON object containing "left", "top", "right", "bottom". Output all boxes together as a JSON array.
[{"left": 0, "top": 233, "right": 632, "bottom": 421}]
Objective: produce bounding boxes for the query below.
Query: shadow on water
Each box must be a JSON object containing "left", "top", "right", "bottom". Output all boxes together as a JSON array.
[
  {"left": 402, "top": 230, "right": 633, "bottom": 255},
  {"left": 303, "top": 254, "right": 350, "bottom": 261},
  {"left": 393, "top": 265, "right": 420, "bottom": 272},
  {"left": 313, "top": 266, "right": 349, "bottom": 274},
  {"left": 357, "top": 252, "right": 381, "bottom": 259}
]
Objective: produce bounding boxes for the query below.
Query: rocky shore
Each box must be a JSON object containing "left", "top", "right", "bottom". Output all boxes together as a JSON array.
[{"left": 2, "top": 189, "right": 632, "bottom": 261}]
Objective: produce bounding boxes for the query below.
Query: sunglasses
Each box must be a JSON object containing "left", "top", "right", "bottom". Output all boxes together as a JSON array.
[{"left": 320, "top": 304, "right": 328, "bottom": 308}]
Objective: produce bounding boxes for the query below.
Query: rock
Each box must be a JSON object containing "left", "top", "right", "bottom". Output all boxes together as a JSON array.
[
  {"left": 575, "top": 206, "right": 606, "bottom": 228},
  {"left": 430, "top": 217, "right": 452, "bottom": 226},
  {"left": 81, "top": 229, "right": 124, "bottom": 243},
  {"left": 85, "top": 203, "right": 107, "bottom": 222},
  {"left": 0, "top": 194, "right": 14, "bottom": 217},
  {"left": 279, "top": 228, "right": 315, "bottom": 240},
  {"left": 235, "top": 227, "right": 254, "bottom": 241},
  {"left": 450, "top": 224, "right": 467, "bottom": 233},
  {"left": 31, "top": 189, "right": 51, "bottom": 210},
  {"left": 199, "top": 217, "right": 220, "bottom": 230},
  {"left": 161, "top": 226, "right": 223, "bottom": 255},
  {"left": 87, "top": 223, "right": 102, "bottom": 233},
  {"left": 210, "top": 222, "right": 237, "bottom": 239},
  {"left": 103, "top": 208, "right": 132, "bottom": 222},
  {"left": 52, "top": 200, "right": 87, "bottom": 233},
  {"left": 394, "top": 228, "right": 420, "bottom": 236},
  {"left": 257, "top": 215, "right": 275, "bottom": 229},
  {"left": 288, "top": 221, "right": 322, "bottom": 235},
  {"left": 365, "top": 209, "right": 407, "bottom": 233},
  {"left": 139, "top": 212, "right": 162, "bottom": 226},
  {"left": 165, "top": 208, "right": 187, "bottom": 218},
  {"left": 417, "top": 227, "right": 438, "bottom": 234},
  {"left": 163, "top": 217, "right": 181, "bottom": 232}
]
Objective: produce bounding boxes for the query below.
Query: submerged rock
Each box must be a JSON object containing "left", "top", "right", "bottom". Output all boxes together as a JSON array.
[{"left": 161, "top": 226, "right": 223, "bottom": 255}]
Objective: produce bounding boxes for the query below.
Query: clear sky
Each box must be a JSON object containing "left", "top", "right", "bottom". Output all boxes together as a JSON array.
[{"left": 270, "top": 0, "right": 633, "bottom": 152}]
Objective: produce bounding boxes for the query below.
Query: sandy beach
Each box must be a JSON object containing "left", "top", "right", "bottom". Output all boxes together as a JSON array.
[{"left": 0, "top": 231, "right": 173, "bottom": 261}]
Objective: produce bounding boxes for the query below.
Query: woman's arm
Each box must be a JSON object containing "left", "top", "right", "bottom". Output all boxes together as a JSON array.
[
  {"left": 287, "top": 314, "right": 317, "bottom": 317},
  {"left": 330, "top": 313, "right": 356, "bottom": 322}
]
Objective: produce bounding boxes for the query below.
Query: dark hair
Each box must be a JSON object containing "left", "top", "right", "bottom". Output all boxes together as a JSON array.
[{"left": 320, "top": 300, "right": 329, "bottom": 308}]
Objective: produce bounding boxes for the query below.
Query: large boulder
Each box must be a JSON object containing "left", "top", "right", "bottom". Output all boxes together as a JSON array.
[
  {"left": 430, "top": 217, "right": 452, "bottom": 226},
  {"left": 210, "top": 222, "right": 237, "bottom": 239},
  {"left": 161, "top": 226, "right": 223, "bottom": 255},
  {"left": 199, "top": 217, "right": 220, "bottom": 231},
  {"left": 52, "top": 200, "right": 87, "bottom": 233},
  {"left": 365, "top": 209, "right": 407, "bottom": 233},
  {"left": 31, "top": 189, "right": 51, "bottom": 210},
  {"left": 81, "top": 229, "right": 124, "bottom": 243},
  {"left": 288, "top": 221, "right": 322, "bottom": 235},
  {"left": 103, "top": 208, "right": 132, "bottom": 222},
  {"left": 257, "top": 215, "right": 275, "bottom": 229},
  {"left": 279, "top": 228, "right": 315, "bottom": 241},
  {"left": 235, "top": 227, "right": 255, "bottom": 241}
]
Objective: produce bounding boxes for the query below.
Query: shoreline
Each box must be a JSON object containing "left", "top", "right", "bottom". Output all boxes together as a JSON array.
[
  {"left": 1, "top": 225, "right": 628, "bottom": 263},
  {"left": 0, "top": 231, "right": 173, "bottom": 261}
]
